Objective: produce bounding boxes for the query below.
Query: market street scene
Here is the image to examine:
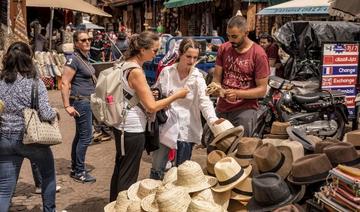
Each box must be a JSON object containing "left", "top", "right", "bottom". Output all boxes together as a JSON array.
[{"left": 0, "top": 0, "right": 360, "bottom": 211}]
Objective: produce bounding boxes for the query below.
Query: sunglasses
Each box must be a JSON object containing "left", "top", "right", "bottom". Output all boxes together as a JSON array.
[{"left": 78, "top": 38, "right": 92, "bottom": 43}]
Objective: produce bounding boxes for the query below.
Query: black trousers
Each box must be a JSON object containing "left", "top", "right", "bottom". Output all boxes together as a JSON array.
[{"left": 110, "top": 128, "right": 145, "bottom": 201}]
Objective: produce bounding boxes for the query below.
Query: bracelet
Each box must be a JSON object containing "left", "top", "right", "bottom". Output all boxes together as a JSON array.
[{"left": 64, "top": 106, "right": 71, "bottom": 109}]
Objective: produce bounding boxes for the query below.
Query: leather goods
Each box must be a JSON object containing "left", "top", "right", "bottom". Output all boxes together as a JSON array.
[{"left": 23, "top": 79, "right": 62, "bottom": 146}]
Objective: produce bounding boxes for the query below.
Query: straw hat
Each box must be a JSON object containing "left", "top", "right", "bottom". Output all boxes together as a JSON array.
[
  {"left": 231, "top": 177, "right": 253, "bottom": 202},
  {"left": 323, "top": 142, "right": 360, "bottom": 168},
  {"left": 128, "top": 179, "right": 162, "bottom": 201},
  {"left": 287, "top": 153, "right": 332, "bottom": 185},
  {"left": 173, "top": 160, "right": 217, "bottom": 193},
  {"left": 162, "top": 167, "right": 177, "bottom": 185},
  {"left": 247, "top": 173, "right": 304, "bottom": 212},
  {"left": 141, "top": 184, "right": 191, "bottom": 212},
  {"left": 253, "top": 143, "right": 293, "bottom": 179},
  {"left": 278, "top": 140, "right": 304, "bottom": 162},
  {"left": 187, "top": 199, "right": 225, "bottom": 212},
  {"left": 227, "top": 199, "right": 248, "bottom": 212},
  {"left": 126, "top": 201, "right": 142, "bottom": 212},
  {"left": 207, "top": 150, "right": 226, "bottom": 176},
  {"left": 191, "top": 188, "right": 231, "bottom": 209},
  {"left": 209, "top": 119, "right": 244, "bottom": 153},
  {"left": 212, "top": 157, "right": 252, "bottom": 193},
  {"left": 104, "top": 191, "right": 131, "bottom": 212},
  {"left": 228, "top": 137, "right": 262, "bottom": 167}
]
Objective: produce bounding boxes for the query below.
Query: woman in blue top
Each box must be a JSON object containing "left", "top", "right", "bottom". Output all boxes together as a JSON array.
[{"left": 0, "top": 42, "right": 57, "bottom": 212}]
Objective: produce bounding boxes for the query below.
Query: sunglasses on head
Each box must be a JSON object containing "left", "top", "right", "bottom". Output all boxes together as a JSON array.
[{"left": 79, "top": 38, "right": 92, "bottom": 43}]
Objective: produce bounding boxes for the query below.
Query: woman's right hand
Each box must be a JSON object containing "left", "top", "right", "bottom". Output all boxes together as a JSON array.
[
  {"left": 65, "top": 106, "right": 80, "bottom": 117},
  {"left": 173, "top": 87, "right": 190, "bottom": 99}
]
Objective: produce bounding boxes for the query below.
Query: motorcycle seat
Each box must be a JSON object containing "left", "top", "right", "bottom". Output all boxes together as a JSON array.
[{"left": 293, "top": 93, "right": 320, "bottom": 104}]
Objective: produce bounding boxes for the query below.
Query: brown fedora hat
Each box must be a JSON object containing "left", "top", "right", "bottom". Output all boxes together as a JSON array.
[
  {"left": 207, "top": 150, "right": 226, "bottom": 176},
  {"left": 247, "top": 173, "right": 304, "bottom": 212},
  {"left": 287, "top": 153, "right": 332, "bottom": 185},
  {"left": 231, "top": 177, "right": 253, "bottom": 202},
  {"left": 253, "top": 143, "right": 293, "bottom": 179},
  {"left": 228, "top": 137, "right": 263, "bottom": 168},
  {"left": 323, "top": 143, "right": 360, "bottom": 168},
  {"left": 271, "top": 121, "right": 291, "bottom": 135}
]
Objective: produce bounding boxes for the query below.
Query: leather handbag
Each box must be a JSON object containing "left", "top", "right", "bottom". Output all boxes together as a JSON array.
[{"left": 23, "top": 79, "right": 62, "bottom": 146}]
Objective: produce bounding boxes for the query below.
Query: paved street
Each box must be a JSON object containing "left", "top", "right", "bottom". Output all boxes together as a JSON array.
[{"left": 9, "top": 90, "right": 207, "bottom": 212}]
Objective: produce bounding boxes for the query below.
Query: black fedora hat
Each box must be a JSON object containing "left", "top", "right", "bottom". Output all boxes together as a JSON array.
[
  {"left": 247, "top": 173, "right": 304, "bottom": 212},
  {"left": 286, "top": 127, "right": 315, "bottom": 151}
]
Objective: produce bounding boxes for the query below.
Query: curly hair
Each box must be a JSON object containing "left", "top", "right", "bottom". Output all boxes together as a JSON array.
[
  {"left": 124, "top": 31, "right": 159, "bottom": 60},
  {"left": 0, "top": 42, "right": 36, "bottom": 83}
]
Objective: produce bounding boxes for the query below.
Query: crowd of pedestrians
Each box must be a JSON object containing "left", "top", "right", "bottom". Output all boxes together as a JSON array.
[{"left": 0, "top": 14, "right": 288, "bottom": 211}]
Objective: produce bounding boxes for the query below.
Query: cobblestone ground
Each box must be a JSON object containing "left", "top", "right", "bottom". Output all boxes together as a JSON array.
[{"left": 9, "top": 90, "right": 207, "bottom": 212}]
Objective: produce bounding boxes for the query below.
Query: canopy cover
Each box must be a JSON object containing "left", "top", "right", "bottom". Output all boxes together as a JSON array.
[
  {"left": 257, "top": 0, "right": 329, "bottom": 15},
  {"left": 164, "top": 0, "right": 212, "bottom": 8},
  {"left": 26, "top": 0, "right": 112, "bottom": 17},
  {"left": 329, "top": 0, "right": 360, "bottom": 20}
]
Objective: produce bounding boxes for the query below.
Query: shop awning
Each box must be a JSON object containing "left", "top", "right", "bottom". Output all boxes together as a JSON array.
[
  {"left": 257, "top": 0, "right": 329, "bottom": 15},
  {"left": 329, "top": 0, "right": 360, "bottom": 20},
  {"left": 26, "top": 0, "right": 112, "bottom": 17},
  {"left": 164, "top": 0, "right": 212, "bottom": 9},
  {"left": 242, "top": 0, "right": 289, "bottom": 4},
  {"left": 110, "top": 0, "right": 144, "bottom": 6}
]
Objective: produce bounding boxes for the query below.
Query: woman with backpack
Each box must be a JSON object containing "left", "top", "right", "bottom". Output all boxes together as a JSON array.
[{"left": 109, "top": 31, "right": 189, "bottom": 201}]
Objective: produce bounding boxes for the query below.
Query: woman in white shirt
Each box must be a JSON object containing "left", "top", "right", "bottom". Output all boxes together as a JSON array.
[
  {"left": 109, "top": 31, "right": 189, "bottom": 201},
  {"left": 150, "top": 38, "right": 218, "bottom": 180}
]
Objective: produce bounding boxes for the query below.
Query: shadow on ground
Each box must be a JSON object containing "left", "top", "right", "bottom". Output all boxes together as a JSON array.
[
  {"left": 55, "top": 158, "right": 95, "bottom": 176},
  {"left": 64, "top": 197, "right": 108, "bottom": 212}
]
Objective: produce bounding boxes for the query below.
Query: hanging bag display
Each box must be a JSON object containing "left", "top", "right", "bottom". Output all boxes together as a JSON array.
[{"left": 23, "top": 79, "right": 62, "bottom": 146}]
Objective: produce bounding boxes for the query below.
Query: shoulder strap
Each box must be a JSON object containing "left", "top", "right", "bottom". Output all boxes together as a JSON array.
[
  {"left": 31, "top": 79, "right": 39, "bottom": 110},
  {"left": 74, "top": 52, "right": 98, "bottom": 85}
]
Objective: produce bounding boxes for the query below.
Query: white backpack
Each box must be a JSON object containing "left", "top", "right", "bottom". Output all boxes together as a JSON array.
[{"left": 90, "top": 61, "right": 142, "bottom": 127}]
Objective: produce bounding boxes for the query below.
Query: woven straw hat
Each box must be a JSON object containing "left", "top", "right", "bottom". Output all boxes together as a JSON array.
[
  {"left": 209, "top": 119, "right": 244, "bottom": 153},
  {"left": 126, "top": 201, "right": 142, "bottom": 212},
  {"left": 173, "top": 160, "right": 217, "bottom": 193},
  {"left": 207, "top": 150, "right": 226, "bottom": 176},
  {"left": 231, "top": 177, "right": 253, "bottom": 202},
  {"left": 191, "top": 188, "right": 231, "bottom": 209},
  {"left": 253, "top": 143, "right": 293, "bottom": 179},
  {"left": 212, "top": 157, "right": 252, "bottom": 193},
  {"left": 128, "top": 179, "right": 162, "bottom": 201},
  {"left": 228, "top": 137, "right": 262, "bottom": 167},
  {"left": 162, "top": 167, "right": 177, "bottom": 185},
  {"left": 187, "top": 199, "right": 225, "bottom": 212},
  {"left": 104, "top": 191, "right": 131, "bottom": 212}
]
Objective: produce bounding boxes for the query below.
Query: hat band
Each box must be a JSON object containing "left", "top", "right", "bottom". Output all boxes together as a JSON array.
[
  {"left": 233, "top": 188, "right": 253, "bottom": 197},
  {"left": 260, "top": 153, "right": 285, "bottom": 174},
  {"left": 218, "top": 168, "right": 244, "bottom": 186},
  {"left": 355, "top": 146, "right": 360, "bottom": 150},
  {"left": 235, "top": 153, "right": 253, "bottom": 159},
  {"left": 292, "top": 170, "right": 329, "bottom": 182},
  {"left": 342, "top": 157, "right": 360, "bottom": 167}
]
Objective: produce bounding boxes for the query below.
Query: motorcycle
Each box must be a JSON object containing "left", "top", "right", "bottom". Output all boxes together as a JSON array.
[{"left": 253, "top": 76, "right": 348, "bottom": 140}]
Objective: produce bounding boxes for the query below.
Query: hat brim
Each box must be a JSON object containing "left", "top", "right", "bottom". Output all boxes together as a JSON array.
[
  {"left": 274, "top": 146, "right": 293, "bottom": 179},
  {"left": 287, "top": 172, "right": 328, "bottom": 185},
  {"left": 104, "top": 201, "right": 116, "bottom": 212},
  {"left": 228, "top": 152, "right": 251, "bottom": 167},
  {"left": 127, "top": 181, "right": 141, "bottom": 201},
  {"left": 286, "top": 127, "right": 314, "bottom": 151},
  {"left": 247, "top": 183, "right": 305, "bottom": 211},
  {"left": 141, "top": 194, "right": 158, "bottom": 212},
  {"left": 210, "top": 126, "right": 244, "bottom": 146},
  {"left": 211, "top": 165, "right": 252, "bottom": 193},
  {"left": 176, "top": 176, "right": 218, "bottom": 193},
  {"left": 230, "top": 191, "right": 252, "bottom": 202}
]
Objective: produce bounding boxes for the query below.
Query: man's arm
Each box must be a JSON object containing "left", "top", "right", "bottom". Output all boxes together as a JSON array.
[
  {"left": 225, "top": 77, "right": 268, "bottom": 102},
  {"left": 212, "top": 65, "right": 223, "bottom": 84}
]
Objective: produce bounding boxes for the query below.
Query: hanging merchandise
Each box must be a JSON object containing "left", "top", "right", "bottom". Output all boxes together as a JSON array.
[{"left": 247, "top": 4, "right": 256, "bottom": 32}]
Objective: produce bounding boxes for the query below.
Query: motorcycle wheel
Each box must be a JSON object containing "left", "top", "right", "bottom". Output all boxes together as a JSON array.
[{"left": 328, "top": 110, "right": 346, "bottom": 140}]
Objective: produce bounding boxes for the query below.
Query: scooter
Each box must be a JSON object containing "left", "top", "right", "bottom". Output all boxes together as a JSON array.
[{"left": 253, "top": 76, "right": 348, "bottom": 140}]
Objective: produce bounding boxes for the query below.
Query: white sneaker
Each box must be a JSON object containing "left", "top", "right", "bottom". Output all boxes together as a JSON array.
[
  {"left": 35, "top": 185, "right": 61, "bottom": 194},
  {"left": 165, "top": 161, "right": 172, "bottom": 171}
]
